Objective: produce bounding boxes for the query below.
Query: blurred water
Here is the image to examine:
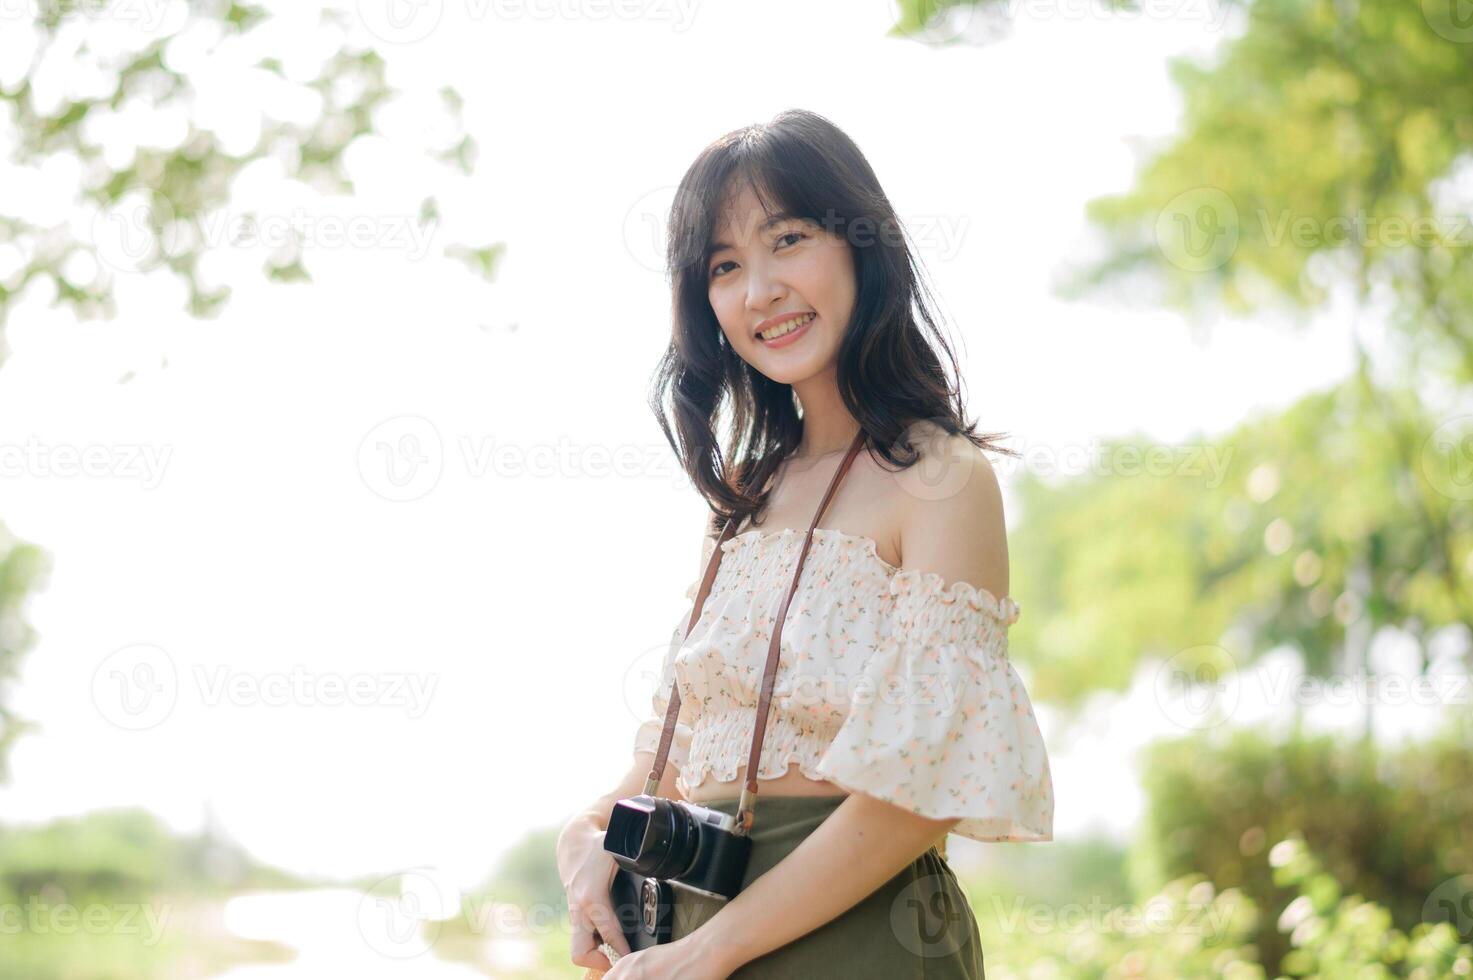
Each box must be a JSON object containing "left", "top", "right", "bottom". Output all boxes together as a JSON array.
[{"left": 209, "top": 888, "right": 494, "bottom": 978}]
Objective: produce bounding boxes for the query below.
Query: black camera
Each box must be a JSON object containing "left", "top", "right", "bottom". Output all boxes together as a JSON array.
[{"left": 603, "top": 794, "right": 752, "bottom": 949}]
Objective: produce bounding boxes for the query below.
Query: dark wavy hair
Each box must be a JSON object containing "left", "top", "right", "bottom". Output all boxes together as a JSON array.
[{"left": 647, "top": 108, "right": 1019, "bottom": 536}]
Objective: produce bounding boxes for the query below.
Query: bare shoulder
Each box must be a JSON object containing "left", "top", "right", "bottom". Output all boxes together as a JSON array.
[{"left": 894, "top": 426, "right": 1009, "bottom": 602}]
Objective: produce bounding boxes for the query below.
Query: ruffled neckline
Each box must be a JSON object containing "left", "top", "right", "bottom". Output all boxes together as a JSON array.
[{"left": 716, "top": 526, "right": 1020, "bottom": 625}]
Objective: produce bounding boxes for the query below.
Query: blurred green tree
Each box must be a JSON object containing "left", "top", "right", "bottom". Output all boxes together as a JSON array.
[
  {"left": 0, "top": 0, "right": 495, "bottom": 352},
  {"left": 892, "top": 0, "right": 1473, "bottom": 738},
  {"left": 1007, "top": 376, "right": 1472, "bottom": 730}
]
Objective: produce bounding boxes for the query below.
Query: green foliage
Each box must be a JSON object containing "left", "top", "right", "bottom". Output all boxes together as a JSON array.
[
  {"left": 910, "top": 0, "right": 1473, "bottom": 726},
  {"left": 965, "top": 834, "right": 1134, "bottom": 912},
  {"left": 0, "top": 1, "right": 487, "bottom": 359},
  {"left": 0, "top": 807, "right": 307, "bottom": 903},
  {"left": 0, "top": 0, "right": 498, "bottom": 779},
  {"left": 1008, "top": 376, "right": 1472, "bottom": 711},
  {"left": 1130, "top": 723, "right": 1473, "bottom": 973},
  {"left": 1046, "top": 0, "right": 1473, "bottom": 384},
  {"left": 974, "top": 872, "right": 1265, "bottom": 980},
  {"left": 972, "top": 835, "right": 1473, "bottom": 979},
  {"left": 888, "top": 0, "right": 1154, "bottom": 44},
  {"left": 0, "top": 919, "right": 295, "bottom": 980},
  {"left": 0, "top": 520, "right": 49, "bottom": 784},
  {"left": 1270, "top": 835, "right": 1473, "bottom": 979},
  {"left": 0, "top": 3, "right": 374, "bottom": 345},
  {"left": 478, "top": 826, "right": 566, "bottom": 913},
  {"left": 0, "top": 807, "right": 307, "bottom": 980}
]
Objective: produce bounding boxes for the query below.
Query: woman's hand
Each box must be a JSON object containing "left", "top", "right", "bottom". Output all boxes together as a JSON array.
[
  {"left": 564, "top": 833, "right": 632, "bottom": 971},
  {"left": 604, "top": 934, "right": 734, "bottom": 980}
]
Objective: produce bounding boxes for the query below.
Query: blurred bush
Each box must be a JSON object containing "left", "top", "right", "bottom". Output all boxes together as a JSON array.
[
  {"left": 974, "top": 832, "right": 1473, "bottom": 979},
  {"left": 1130, "top": 719, "right": 1473, "bottom": 971},
  {"left": 0, "top": 807, "right": 306, "bottom": 980},
  {"left": 0, "top": 807, "right": 304, "bottom": 903},
  {"left": 1270, "top": 834, "right": 1473, "bottom": 979}
]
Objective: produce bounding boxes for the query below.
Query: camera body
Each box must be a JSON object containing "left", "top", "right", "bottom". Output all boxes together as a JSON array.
[{"left": 603, "top": 794, "right": 752, "bottom": 949}]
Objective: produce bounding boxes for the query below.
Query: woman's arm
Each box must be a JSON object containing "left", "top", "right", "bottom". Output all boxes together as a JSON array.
[{"left": 687, "top": 794, "right": 958, "bottom": 972}]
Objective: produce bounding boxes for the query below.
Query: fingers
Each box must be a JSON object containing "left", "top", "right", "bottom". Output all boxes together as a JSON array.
[
  {"left": 585, "top": 901, "right": 632, "bottom": 958},
  {"left": 570, "top": 910, "right": 609, "bottom": 969}
]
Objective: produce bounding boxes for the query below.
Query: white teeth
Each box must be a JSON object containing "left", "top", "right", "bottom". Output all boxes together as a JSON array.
[{"left": 760, "top": 312, "right": 815, "bottom": 341}]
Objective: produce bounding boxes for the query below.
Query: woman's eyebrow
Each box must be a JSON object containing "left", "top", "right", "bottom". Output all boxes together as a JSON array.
[{"left": 709, "top": 211, "right": 800, "bottom": 253}]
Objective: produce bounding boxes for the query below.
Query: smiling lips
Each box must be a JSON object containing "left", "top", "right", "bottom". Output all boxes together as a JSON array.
[{"left": 757, "top": 311, "right": 816, "bottom": 345}]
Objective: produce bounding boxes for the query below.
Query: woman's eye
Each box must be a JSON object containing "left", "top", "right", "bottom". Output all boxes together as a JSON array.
[{"left": 708, "top": 232, "right": 806, "bottom": 279}]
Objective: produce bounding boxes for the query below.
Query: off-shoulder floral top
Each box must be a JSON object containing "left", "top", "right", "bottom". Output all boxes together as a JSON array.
[{"left": 633, "top": 526, "right": 1054, "bottom": 844}]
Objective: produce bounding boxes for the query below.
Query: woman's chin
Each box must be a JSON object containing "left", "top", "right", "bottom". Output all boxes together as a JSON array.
[
  {"left": 747, "top": 339, "right": 832, "bottom": 383},
  {"left": 754, "top": 358, "right": 831, "bottom": 386}
]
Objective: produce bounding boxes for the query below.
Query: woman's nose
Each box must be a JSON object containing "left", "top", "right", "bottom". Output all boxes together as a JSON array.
[{"left": 746, "top": 267, "right": 785, "bottom": 310}]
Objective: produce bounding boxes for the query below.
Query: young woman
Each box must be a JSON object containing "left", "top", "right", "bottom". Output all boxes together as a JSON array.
[{"left": 556, "top": 109, "right": 1053, "bottom": 979}]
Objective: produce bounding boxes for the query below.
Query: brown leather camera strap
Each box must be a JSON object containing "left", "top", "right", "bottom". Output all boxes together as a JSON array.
[{"left": 643, "top": 427, "right": 869, "bottom": 836}]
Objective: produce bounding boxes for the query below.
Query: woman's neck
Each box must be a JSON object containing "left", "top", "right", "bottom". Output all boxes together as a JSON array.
[{"left": 792, "top": 421, "right": 862, "bottom": 459}]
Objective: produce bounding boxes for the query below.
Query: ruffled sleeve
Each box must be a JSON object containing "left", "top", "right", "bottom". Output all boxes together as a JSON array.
[{"left": 811, "top": 570, "right": 1054, "bottom": 843}]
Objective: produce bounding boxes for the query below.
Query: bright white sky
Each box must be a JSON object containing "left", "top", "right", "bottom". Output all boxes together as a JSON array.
[{"left": 0, "top": 0, "right": 1441, "bottom": 891}]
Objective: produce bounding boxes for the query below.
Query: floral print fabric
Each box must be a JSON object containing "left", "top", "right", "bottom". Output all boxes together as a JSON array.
[{"left": 632, "top": 527, "right": 1053, "bottom": 844}]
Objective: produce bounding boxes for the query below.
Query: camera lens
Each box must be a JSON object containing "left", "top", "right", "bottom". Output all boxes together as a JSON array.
[
  {"left": 607, "top": 804, "right": 651, "bottom": 860},
  {"left": 606, "top": 797, "right": 704, "bottom": 880}
]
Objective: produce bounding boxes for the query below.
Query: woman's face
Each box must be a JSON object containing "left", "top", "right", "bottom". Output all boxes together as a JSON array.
[{"left": 705, "top": 183, "right": 856, "bottom": 385}]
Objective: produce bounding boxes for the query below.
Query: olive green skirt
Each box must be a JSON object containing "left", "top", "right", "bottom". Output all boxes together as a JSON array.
[{"left": 670, "top": 794, "right": 985, "bottom": 978}]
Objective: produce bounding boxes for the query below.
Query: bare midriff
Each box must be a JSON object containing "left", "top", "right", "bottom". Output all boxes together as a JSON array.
[{"left": 681, "top": 761, "right": 848, "bottom": 804}]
